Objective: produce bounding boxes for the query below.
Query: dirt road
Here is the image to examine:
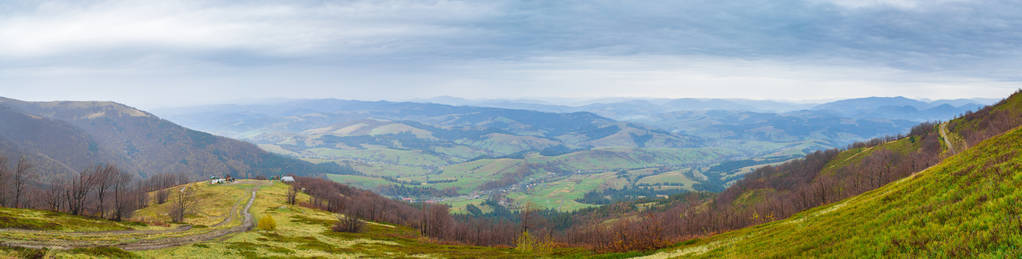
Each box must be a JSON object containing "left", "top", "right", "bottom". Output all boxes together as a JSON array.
[
  {"left": 940, "top": 122, "right": 956, "bottom": 155},
  {"left": 0, "top": 185, "right": 261, "bottom": 251}
]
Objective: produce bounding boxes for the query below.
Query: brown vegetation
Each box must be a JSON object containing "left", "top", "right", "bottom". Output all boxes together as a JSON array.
[
  {"left": 0, "top": 156, "right": 191, "bottom": 222},
  {"left": 169, "top": 187, "right": 195, "bottom": 223},
  {"left": 286, "top": 184, "right": 298, "bottom": 206},
  {"left": 332, "top": 215, "right": 364, "bottom": 233},
  {"left": 294, "top": 177, "right": 520, "bottom": 246}
]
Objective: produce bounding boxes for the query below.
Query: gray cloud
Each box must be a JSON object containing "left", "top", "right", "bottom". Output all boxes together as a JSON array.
[{"left": 1, "top": 0, "right": 1020, "bottom": 108}]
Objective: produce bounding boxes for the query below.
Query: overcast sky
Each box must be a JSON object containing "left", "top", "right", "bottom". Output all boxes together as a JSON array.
[{"left": 1, "top": 0, "right": 1021, "bottom": 109}]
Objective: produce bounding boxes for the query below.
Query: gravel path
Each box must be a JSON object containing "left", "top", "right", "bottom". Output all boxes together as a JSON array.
[{"left": 0, "top": 185, "right": 261, "bottom": 251}]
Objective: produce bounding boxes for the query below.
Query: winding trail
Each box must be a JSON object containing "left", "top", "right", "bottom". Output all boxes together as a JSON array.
[
  {"left": 118, "top": 185, "right": 260, "bottom": 250},
  {"left": 940, "top": 122, "right": 957, "bottom": 155},
  {"left": 0, "top": 184, "right": 262, "bottom": 251}
]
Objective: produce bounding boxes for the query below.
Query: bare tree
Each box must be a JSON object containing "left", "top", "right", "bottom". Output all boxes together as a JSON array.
[
  {"left": 520, "top": 202, "right": 533, "bottom": 233},
  {"left": 286, "top": 184, "right": 298, "bottom": 206},
  {"left": 42, "top": 181, "right": 66, "bottom": 212},
  {"left": 155, "top": 190, "right": 169, "bottom": 204},
  {"left": 112, "top": 170, "right": 135, "bottom": 221},
  {"left": 65, "top": 166, "right": 100, "bottom": 216},
  {"left": 134, "top": 186, "right": 150, "bottom": 211},
  {"left": 93, "top": 164, "right": 116, "bottom": 218},
  {"left": 0, "top": 156, "right": 7, "bottom": 207},
  {"left": 169, "top": 185, "right": 195, "bottom": 223},
  {"left": 12, "top": 157, "right": 32, "bottom": 208}
]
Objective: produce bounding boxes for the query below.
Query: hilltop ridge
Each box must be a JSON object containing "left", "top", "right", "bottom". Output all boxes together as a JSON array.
[{"left": 0, "top": 97, "right": 343, "bottom": 179}]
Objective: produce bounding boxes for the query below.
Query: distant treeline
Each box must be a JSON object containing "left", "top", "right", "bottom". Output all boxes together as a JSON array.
[
  {"left": 575, "top": 186, "right": 689, "bottom": 205},
  {"left": 378, "top": 185, "right": 458, "bottom": 198}
]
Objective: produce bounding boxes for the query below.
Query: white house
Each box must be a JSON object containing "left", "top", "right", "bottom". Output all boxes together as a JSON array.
[{"left": 281, "top": 176, "right": 295, "bottom": 183}]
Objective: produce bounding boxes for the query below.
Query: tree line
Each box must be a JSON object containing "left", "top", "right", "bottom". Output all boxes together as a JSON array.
[{"left": 0, "top": 158, "right": 192, "bottom": 222}]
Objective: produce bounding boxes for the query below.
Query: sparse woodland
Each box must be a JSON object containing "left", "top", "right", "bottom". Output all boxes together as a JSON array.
[{"left": 0, "top": 159, "right": 191, "bottom": 222}]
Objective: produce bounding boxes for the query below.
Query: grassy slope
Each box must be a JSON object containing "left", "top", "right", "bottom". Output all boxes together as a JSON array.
[
  {"left": 646, "top": 126, "right": 1022, "bottom": 258},
  {"left": 132, "top": 182, "right": 249, "bottom": 226},
  {"left": 0, "top": 181, "right": 603, "bottom": 258},
  {"left": 137, "top": 181, "right": 601, "bottom": 258},
  {"left": 0, "top": 207, "right": 147, "bottom": 232},
  {"left": 0, "top": 182, "right": 257, "bottom": 249}
]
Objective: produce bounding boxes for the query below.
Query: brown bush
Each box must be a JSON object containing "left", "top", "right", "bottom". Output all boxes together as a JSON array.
[{"left": 332, "top": 215, "right": 364, "bottom": 233}]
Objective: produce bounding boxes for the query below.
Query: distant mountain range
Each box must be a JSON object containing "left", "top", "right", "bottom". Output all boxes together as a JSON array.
[
  {"left": 156, "top": 99, "right": 696, "bottom": 154},
  {"left": 0, "top": 94, "right": 991, "bottom": 211},
  {"left": 154, "top": 100, "right": 779, "bottom": 209},
  {"left": 147, "top": 96, "right": 989, "bottom": 211},
  {"left": 414, "top": 96, "right": 993, "bottom": 147},
  {"left": 0, "top": 97, "right": 341, "bottom": 179}
]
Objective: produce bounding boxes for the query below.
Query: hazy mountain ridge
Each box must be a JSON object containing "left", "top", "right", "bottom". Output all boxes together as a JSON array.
[
  {"left": 418, "top": 96, "right": 990, "bottom": 150},
  {"left": 155, "top": 99, "right": 699, "bottom": 153},
  {"left": 156, "top": 100, "right": 777, "bottom": 211},
  {"left": 0, "top": 97, "right": 343, "bottom": 179},
  {"left": 148, "top": 96, "right": 988, "bottom": 211}
]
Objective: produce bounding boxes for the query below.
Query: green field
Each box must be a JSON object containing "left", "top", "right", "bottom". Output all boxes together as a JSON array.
[
  {"left": 636, "top": 169, "right": 697, "bottom": 188},
  {"left": 507, "top": 173, "right": 611, "bottom": 212},
  {"left": 307, "top": 146, "right": 452, "bottom": 168},
  {"left": 317, "top": 145, "right": 761, "bottom": 211},
  {"left": 326, "top": 174, "right": 397, "bottom": 189}
]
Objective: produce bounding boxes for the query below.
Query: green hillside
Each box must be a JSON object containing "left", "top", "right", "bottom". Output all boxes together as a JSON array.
[{"left": 645, "top": 125, "right": 1022, "bottom": 258}]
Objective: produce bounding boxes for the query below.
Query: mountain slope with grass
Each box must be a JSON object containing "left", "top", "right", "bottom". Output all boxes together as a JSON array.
[
  {"left": 647, "top": 123, "right": 1022, "bottom": 258},
  {"left": 698, "top": 91, "right": 1022, "bottom": 232},
  {"left": 534, "top": 91, "right": 1022, "bottom": 253},
  {"left": 0, "top": 180, "right": 606, "bottom": 258},
  {"left": 0, "top": 97, "right": 344, "bottom": 179}
]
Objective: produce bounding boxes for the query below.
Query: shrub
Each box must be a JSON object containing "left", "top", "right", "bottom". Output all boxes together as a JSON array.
[
  {"left": 258, "top": 215, "right": 277, "bottom": 231},
  {"left": 332, "top": 215, "right": 364, "bottom": 233},
  {"left": 515, "top": 230, "right": 554, "bottom": 254}
]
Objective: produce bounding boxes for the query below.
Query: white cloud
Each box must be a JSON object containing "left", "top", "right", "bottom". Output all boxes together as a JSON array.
[
  {"left": 0, "top": 0, "right": 1019, "bottom": 108},
  {"left": 0, "top": 0, "right": 498, "bottom": 57},
  {"left": 9, "top": 53, "right": 1014, "bottom": 109},
  {"left": 422, "top": 54, "right": 1018, "bottom": 101},
  {"left": 814, "top": 0, "right": 967, "bottom": 10}
]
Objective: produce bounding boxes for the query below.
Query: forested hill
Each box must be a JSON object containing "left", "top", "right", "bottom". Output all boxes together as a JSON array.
[
  {"left": 0, "top": 97, "right": 345, "bottom": 179},
  {"left": 547, "top": 90, "right": 1022, "bottom": 252},
  {"left": 650, "top": 104, "right": 1022, "bottom": 258}
]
